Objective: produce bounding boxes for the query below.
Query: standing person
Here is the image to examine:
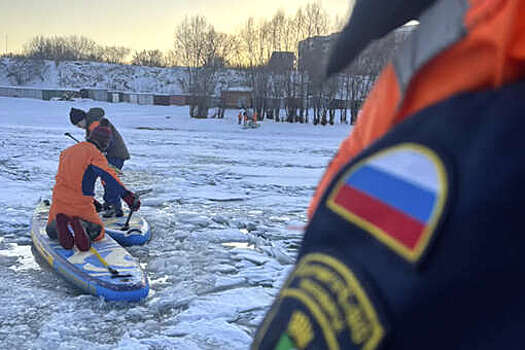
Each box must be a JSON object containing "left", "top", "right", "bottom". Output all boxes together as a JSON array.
[
  {"left": 238, "top": 109, "right": 243, "bottom": 125},
  {"left": 46, "top": 119, "right": 140, "bottom": 251},
  {"left": 243, "top": 110, "right": 249, "bottom": 126},
  {"left": 244, "top": 109, "right": 254, "bottom": 127},
  {"left": 252, "top": 0, "right": 525, "bottom": 349},
  {"left": 69, "top": 107, "right": 130, "bottom": 217}
]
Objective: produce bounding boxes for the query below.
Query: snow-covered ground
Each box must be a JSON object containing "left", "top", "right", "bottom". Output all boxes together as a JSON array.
[{"left": 0, "top": 96, "right": 350, "bottom": 349}]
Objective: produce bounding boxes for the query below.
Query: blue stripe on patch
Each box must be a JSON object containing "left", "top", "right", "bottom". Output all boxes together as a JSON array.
[{"left": 346, "top": 165, "right": 437, "bottom": 223}]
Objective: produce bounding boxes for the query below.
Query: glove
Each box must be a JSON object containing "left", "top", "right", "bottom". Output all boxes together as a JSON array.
[
  {"left": 123, "top": 191, "right": 141, "bottom": 211},
  {"left": 93, "top": 199, "right": 103, "bottom": 213}
]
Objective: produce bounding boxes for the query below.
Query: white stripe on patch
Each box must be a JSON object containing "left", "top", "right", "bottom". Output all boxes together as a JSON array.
[{"left": 367, "top": 149, "right": 439, "bottom": 192}]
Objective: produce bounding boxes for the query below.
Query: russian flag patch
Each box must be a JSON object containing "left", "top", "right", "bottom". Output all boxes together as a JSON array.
[{"left": 327, "top": 143, "right": 448, "bottom": 263}]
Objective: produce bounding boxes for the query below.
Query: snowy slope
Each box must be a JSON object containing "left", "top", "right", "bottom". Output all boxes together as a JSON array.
[{"left": 0, "top": 58, "right": 247, "bottom": 94}]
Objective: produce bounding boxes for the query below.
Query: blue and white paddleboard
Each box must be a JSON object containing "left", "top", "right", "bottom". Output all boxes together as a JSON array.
[
  {"left": 31, "top": 200, "right": 149, "bottom": 302},
  {"left": 102, "top": 209, "right": 151, "bottom": 246}
]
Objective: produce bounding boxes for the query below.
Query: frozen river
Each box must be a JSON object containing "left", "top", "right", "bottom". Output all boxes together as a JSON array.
[{"left": 0, "top": 97, "right": 349, "bottom": 349}]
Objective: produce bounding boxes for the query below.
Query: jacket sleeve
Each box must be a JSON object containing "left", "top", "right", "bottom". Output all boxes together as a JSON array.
[{"left": 88, "top": 149, "right": 128, "bottom": 198}]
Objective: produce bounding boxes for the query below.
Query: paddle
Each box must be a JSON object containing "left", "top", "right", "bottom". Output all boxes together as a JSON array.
[
  {"left": 121, "top": 210, "right": 134, "bottom": 231},
  {"left": 135, "top": 188, "right": 153, "bottom": 197},
  {"left": 89, "top": 247, "right": 132, "bottom": 278},
  {"left": 120, "top": 189, "right": 151, "bottom": 231},
  {"left": 64, "top": 132, "right": 81, "bottom": 143}
]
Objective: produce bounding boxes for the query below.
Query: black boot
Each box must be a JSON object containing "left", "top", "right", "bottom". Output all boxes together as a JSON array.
[
  {"left": 93, "top": 199, "right": 103, "bottom": 213},
  {"left": 103, "top": 204, "right": 124, "bottom": 218},
  {"left": 103, "top": 205, "right": 116, "bottom": 218}
]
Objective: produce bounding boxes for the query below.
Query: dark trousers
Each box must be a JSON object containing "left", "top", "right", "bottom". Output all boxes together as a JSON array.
[{"left": 103, "top": 157, "right": 125, "bottom": 208}]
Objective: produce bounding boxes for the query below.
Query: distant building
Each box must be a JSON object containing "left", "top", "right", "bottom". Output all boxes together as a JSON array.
[
  {"left": 268, "top": 51, "right": 296, "bottom": 72},
  {"left": 298, "top": 24, "right": 417, "bottom": 74},
  {"left": 221, "top": 88, "right": 253, "bottom": 109}
]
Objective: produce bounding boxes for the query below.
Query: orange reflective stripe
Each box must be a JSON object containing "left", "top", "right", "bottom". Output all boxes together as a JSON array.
[
  {"left": 464, "top": 0, "right": 506, "bottom": 29},
  {"left": 88, "top": 120, "right": 100, "bottom": 134},
  {"left": 399, "top": 0, "right": 525, "bottom": 117}
]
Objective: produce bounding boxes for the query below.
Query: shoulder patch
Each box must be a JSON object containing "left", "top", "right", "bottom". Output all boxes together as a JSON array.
[{"left": 327, "top": 143, "right": 448, "bottom": 263}]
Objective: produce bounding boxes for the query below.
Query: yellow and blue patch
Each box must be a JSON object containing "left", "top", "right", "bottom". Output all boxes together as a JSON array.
[
  {"left": 327, "top": 143, "right": 448, "bottom": 263},
  {"left": 253, "top": 253, "right": 386, "bottom": 350}
]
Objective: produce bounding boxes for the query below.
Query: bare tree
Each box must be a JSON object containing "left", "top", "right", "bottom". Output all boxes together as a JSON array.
[
  {"left": 293, "top": 2, "right": 332, "bottom": 123},
  {"left": 343, "top": 27, "right": 408, "bottom": 123},
  {"left": 269, "top": 11, "right": 285, "bottom": 53},
  {"left": 173, "top": 15, "right": 233, "bottom": 118},
  {"left": 22, "top": 35, "right": 130, "bottom": 64},
  {"left": 235, "top": 18, "right": 258, "bottom": 68},
  {"left": 235, "top": 18, "right": 275, "bottom": 118},
  {"left": 100, "top": 46, "right": 130, "bottom": 64},
  {"left": 303, "top": 2, "right": 330, "bottom": 38},
  {"left": 131, "top": 49, "right": 165, "bottom": 67}
]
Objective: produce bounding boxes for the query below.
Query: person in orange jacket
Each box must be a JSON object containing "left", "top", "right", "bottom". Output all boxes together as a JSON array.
[
  {"left": 253, "top": 0, "right": 525, "bottom": 349},
  {"left": 46, "top": 119, "right": 141, "bottom": 251},
  {"left": 238, "top": 110, "right": 243, "bottom": 125}
]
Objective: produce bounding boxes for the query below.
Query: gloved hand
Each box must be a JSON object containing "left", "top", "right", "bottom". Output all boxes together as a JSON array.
[{"left": 123, "top": 191, "right": 141, "bottom": 211}]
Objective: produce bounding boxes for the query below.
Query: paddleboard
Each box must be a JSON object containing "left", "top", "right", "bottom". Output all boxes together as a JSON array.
[
  {"left": 31, "top": 200, "right": 149, "bottom": 302},
  {"left": 102, "top": 209, "right": 151, "bottom": 246},
  {"left": 241, "top": 123, "right": 260, "bottom": 129}
]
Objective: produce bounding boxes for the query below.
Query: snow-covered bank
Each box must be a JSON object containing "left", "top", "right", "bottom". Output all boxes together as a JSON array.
[
  {"left": 0, "top": 58, "right": 245, "bottom": 94},
  {"left": 0, "top": 97, "right": 350, "bottom": 349}
]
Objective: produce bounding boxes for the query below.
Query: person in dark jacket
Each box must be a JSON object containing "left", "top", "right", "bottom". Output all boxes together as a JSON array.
[
  {"left": 69, "top": 107, "right": 131, "bottom": 217},
  {"left": 252, "top": 0, "right": 525, "bottom": 349}
]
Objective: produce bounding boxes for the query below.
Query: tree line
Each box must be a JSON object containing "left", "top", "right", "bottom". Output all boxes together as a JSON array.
[
  {"left": 3, "top": 1, "right": 410, "bottom": 123},
  {"left": 169, "top": 4, "right": 408, "bottom": 122},
  {"left": 8, "top": 2, "right": 338, "bottom": 67}
]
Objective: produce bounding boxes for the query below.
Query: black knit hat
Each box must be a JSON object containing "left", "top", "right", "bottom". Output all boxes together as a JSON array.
[
  {"left": 87, "top": 107, "right": 105, "bottom": 120},
  {"left": 70, "top": 108, "right": 86, "bottom": 125},
  {"left": 88, "top": 118, "right": 113, "bottom": 150}
]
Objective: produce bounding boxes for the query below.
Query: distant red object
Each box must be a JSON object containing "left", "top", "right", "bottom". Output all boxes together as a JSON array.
[{"left": 169, "top": 95, "right": 186, "bottom": 105}]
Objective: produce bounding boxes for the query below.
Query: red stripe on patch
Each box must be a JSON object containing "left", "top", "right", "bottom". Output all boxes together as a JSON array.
[{"left": 334, "top": 185, "right": 425, "bottom": 250}]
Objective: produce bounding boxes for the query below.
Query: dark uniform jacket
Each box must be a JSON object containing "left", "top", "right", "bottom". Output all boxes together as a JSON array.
[
  {"left": 253, "top": 81, "right": 525, "bottom": 350},
  {"left": 86, "top": 109, "right": 130, "bottom": 160},
  {"left": 253, "top": 0, "right": 525, "bottom": 349}
]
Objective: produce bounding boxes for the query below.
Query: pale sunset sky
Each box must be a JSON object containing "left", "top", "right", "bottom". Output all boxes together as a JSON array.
[{"left": 0, "top": 0, "right": 351, "bottom": 54}]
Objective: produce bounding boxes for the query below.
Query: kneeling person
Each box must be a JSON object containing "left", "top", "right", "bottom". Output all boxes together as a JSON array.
[{"left": 46, "top": 119, "right": 140, "bottom": 251}]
